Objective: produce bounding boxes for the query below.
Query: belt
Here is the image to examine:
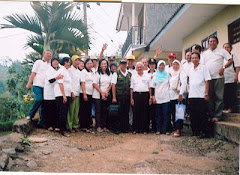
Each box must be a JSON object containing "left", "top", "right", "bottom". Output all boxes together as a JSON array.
[{"left": 133, "top": 92, "right": 148, "bottom": 94}]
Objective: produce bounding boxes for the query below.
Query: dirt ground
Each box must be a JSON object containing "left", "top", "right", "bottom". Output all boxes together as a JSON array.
[{"left": 9, "top": 127, "right": 239, "bottom": 174}]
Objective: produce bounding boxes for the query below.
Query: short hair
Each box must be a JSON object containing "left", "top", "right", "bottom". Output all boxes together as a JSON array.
[
  {"left": 191, "top": 52, "right": 201, "bottom": 59},
  {"left": 192, "top": 44, "right": 202, "bottom": 52},
  {"left": 43, "top": 50, "right": 52, "bottom": 56},
  {"left": 84, "top": 58, "right": 93, "bottom": 72},
  {"left": 97, "top": 59, "right": 110, "bottom": 76},
  {"left": 60, "top": 57, "right": 70, "bottom": 66},
  {"left": 223, "top": 43, "right": 232, "bottom": 51},
  {"left": 136, "top": 61, "right": 144, "bottom": 68},
  {"left": 208, "top": 36, "right": 219, "bottom": 44}
]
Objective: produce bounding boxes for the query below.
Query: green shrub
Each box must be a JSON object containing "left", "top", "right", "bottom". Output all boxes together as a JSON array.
[{"left": 0, "top": 120, "right": 16, "bottom": 131}]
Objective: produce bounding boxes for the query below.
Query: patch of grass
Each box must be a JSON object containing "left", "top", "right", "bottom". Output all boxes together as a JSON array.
[
  {"left": 152, "top": 151, "right": 159, "bottom": 154},
  {"left": 21, "top": 137, "right": 31, "bottom": 146},
  {"left": 0, "top": 120, "right": 16, "bottom": 131}
]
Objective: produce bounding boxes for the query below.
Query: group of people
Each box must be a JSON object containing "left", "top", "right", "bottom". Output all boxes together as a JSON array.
[{"left": 26, "top": 36, "right": 239, "bottom": 138}]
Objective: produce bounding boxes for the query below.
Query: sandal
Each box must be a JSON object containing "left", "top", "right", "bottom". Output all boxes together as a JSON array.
[
  {"left": 97, "top": 127, "right": 103, "bottom": 132},
  {"left": 61, "top": 131, "right": 70, "bottom": 137},
  {"left": 55, "top": 128, "right": 60, "bottom": 132},
  {"left": 48, "top": 127, "right": 53, "bottom": 131},
  {"left": 173, "top": 132, "right": 180, "bottom": 137},
  {"left": 103, "top": 128, "right": 109, "bottom": 132}
]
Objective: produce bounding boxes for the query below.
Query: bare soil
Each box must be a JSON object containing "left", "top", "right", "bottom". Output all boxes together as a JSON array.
[{"left": 11, "top": 128, "right": 239, "bottom": 174}]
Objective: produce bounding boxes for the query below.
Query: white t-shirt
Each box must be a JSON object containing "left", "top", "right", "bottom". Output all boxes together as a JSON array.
[
  {"left": 224, "top": 54, "right": 240, "bottom": 84},
  {"left": 68, "top": 66, "right": 81, "bottom": 96},
  {"left": 92, "top": 72, "right": 112, "bottom": 99},
  {"left": 152, "top": 77, "right": 170, "bottom": 104},
  {"left": 128, "top": 68, "right": 137, "bottom": 76},
  {"left": 44, "top": 66, "right": 57, "bottom": 100},
  {"left": 200, "top": 48, "right": 231, "bottom": 79},
  {"left": 54, "top": 66, "right": 72, "bottom": 97},
  {"left": 32, "top": 60, "right": 51, "bottom": 88},
  {"left": 169, "top": 71, "right": 187, "bottom": 100},
  {"left": 81, "top": 69, "right": 94, "bottom": 95},
  {"left": 182, "top": 62, "right": 193, "bottom": 76},
  {"left": 165, "top": 65, "right": 171, "bottom": 74},
  {"left": 130, "top": 73, "right": 150, "bottom": 92},
  {"left": 187, "top": 64, "right": 211, "bottom": 98}
]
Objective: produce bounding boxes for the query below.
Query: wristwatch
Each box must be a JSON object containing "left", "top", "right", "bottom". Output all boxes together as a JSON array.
[{"left": 223, "top": 66, "right": 226, "bottom": 69}]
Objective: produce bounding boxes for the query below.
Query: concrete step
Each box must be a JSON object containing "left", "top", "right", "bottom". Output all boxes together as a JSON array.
[
  {"left": 214, "top": 121, "right": 240, "bottom": 144},
  {"left": 222, "top": 113, "right": 240, "bottom": 123}
]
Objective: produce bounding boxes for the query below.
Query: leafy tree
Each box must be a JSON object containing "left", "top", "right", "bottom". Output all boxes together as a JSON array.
[{"left": 1, "top": 2, "right": 89, "bottom": 56}]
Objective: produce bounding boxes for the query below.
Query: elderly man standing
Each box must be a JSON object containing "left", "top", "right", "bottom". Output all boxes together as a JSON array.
[
  {"left": 26, "top": 50, "right": 52, "bottom": 128},
  {"left": 130, "top": 62, "right": 151, "bottom": 134},
  {"left": 200, "top": 36, "right": 233, "bottom": 122},
  {"left": 112, "top": 59, "right": 132, "bottom": 134}
]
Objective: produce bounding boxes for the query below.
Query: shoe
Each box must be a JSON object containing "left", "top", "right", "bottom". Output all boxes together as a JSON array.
[
  {"left": 103, "top": 128, "right": 109, "bottom": 132},
  {"left": 97, "top": 127, "right": 103, "bottom": 132},
  {"left": 211, "top": 117, "right": 219, "bottom": 122},
  {"left": 173, "top": 132, "right": 180, "bottom": 137},
  {"left": 61, "top": 131, "right": 70, "bottom": 137},
  {"left": 70, "top": 130, "right": 75, "bottom": 133},
  {"left": 113, "top": 130, "right": 120, "bottom": 135},
  {"left": 26, "top": 116, "right": 31, "bottom": 120},
  {"left": 48, "top": 127, "right": 53, "bottom": 131},
  {"left": 143, "top": 132, "right": 147, "bottom": 135},
  {"left": 166, "top": 132, "right": 170, "bottom": 135},
  {"left": 73, "top": 128, "right": 80, "bottom": 132},
  {"left": 225, "top": 109, "right": 232, "bottom": 113},
  {"left": 156, "top": 132, "right": 160, "bottom": 135},
  {"left": 55, "top": 128, "right": 60, "bottom": 132},
  {"left": 133, "top": 131, "right": 137, "bottom": 134}
]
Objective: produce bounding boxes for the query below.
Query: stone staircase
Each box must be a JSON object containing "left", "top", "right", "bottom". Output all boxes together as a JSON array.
[{"left": 214, "top": 113, "right": 240, "bottom": 144}]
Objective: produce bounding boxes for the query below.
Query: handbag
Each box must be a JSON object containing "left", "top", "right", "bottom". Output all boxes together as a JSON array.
[
  {"left": 175, "top": 102, "right": 186, "bottom": 121},
  {"left": 172, "top": 74, "right": 181, "bottom": 92},
  {"left": 108, "top": 104, "right": 120, "bottom": 117}
]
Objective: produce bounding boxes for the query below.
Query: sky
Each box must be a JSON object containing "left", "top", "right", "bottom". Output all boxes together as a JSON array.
[{"left": 0, "top": 1, "right": 127, "bottom": 62}]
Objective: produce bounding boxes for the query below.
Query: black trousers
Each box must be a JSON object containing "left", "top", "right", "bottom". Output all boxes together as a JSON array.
[
  {"left": 94, "top": 98, "right": 109, "bottom": 128},
  {"left": 224, "top": 82, "right": 237, "bottom": 110},
  {"left": 42, "top": 100, "right": 57, "bottom": 128},
  {"left": 189, "top": 98, "right": 207, "bottom": 135},
  {"left": 133, "top": 92, "right": 149, "bottom": 133},
  {"left": 79, "top": 93, "right": 93, "bottom": 129},
  {"left": 148, "top": 104, "right": 156, "bottom": 132},
  {"left": 56, "top": 96, "right": 71, "bottom": 131},
  {"left": 170, "top": 100, "right": 184, "bottom": 130},
  {"left": 117, "top": 95, "right": 130, "bottom": 132}
]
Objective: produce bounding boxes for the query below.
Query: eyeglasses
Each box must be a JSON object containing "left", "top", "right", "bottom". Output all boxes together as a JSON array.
[{"left": 109, "top": 60, "right": 114, "bottom": 62}]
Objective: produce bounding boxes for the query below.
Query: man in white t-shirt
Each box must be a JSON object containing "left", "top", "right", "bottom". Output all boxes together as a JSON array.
[
  {"left": 200, "top": 36, "right": 233, "bottom": 122},
  {"left": 26, "top": 50, "right": 52, "bottom": 127}
]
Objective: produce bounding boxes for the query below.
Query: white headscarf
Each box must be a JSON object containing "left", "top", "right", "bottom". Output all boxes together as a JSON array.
[{"left": 169, "top": 60, "right": 181, "bottom": 77}]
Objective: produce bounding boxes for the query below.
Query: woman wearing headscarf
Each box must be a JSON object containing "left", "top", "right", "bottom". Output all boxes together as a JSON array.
[
  {"left": 54, "top": 57, "right": 74, "bottom": 137},
  {"left": 169, "top": 60, "right": 187, "bottom": 137},
  {"left": 152, "top": 60, "right": 170, "bottom": 134},
  {"left": 80, "top": 58, "right": 94, "bottom": 132},
  {"left": 43, "top": 57, "right": 63, "bottom": 131}
]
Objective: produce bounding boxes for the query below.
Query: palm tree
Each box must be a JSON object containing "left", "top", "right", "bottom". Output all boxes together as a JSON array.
[{"left": 1, "top": 2, "right": 89, "bottom": 56}]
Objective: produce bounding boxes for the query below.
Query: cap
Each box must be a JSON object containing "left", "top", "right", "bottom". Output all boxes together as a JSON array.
[
  {"left": 71, "top": 55, "right": 80, "bottom": 62},
  {"left": 126, "top": 55, "right": 135, "bottom": 60},
  {"left": 91, "top": 56, "right": 98, "bottom": 60},
  {"left": 120, "top": 59, "right": 127, "bottom": 64},
  {"left": 148, "top": 58, "right": 157, "bottom": 65},
  {"left": 168, "top": 52, "right": 176, "bottom": 58}
]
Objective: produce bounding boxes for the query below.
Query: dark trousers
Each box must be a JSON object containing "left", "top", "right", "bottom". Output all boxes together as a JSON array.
[
  {"left": 155, "top": 102, "right": 169, "bottom": 134},
  {"left": 42, "top": 100, "right": 57, "bottom": 128},
  {"left": 94, "top": 98, "right": 109, "bottom": 128},
  {"left": 133, "top": 92, "right": 149, "bottom": 133},
  {"left": 189, "top": 98, "right": 208, "bottom": 135},
  {"left": 56, "top": 96, "right": 71, "bottom": 131},
  {"left": 117, "top": 95, "right": 130, "bottom": 132},
  {"left": 28, "top": 86, "right": 45, "bottom": 126},
  {"left": 170, "top": 100, "right": 184, "bottom": 130},
  {"left": 79, "top": 93, "right": 92, "bottom": 129},
  {"left": 148, "top": 104, "right": 156, "bottom": 132},
  {"left": 224, "top": 82, "right": 237, "bottom": 110},
  {"left": 208, "top": 78, "right": 224, "bottom": 119}
]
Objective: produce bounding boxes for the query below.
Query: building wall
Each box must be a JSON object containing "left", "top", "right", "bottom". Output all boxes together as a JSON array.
[
  {"left": 145, "top": 4, "right": 183, "bottom": 44},
  {"left": 182, "top": 6, "right": 240, "bottom": 59}
]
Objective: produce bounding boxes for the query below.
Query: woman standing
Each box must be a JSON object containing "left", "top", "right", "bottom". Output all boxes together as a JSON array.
[
  {"left": 80, "top": 58, "right": 94, "bottom": 132},
  {"left": 93, "top": 59, "right": 112, "bottom": 132},
  {"left": 169, "top": 60, "right": 187, "bottom": 137},
  {"left": 43, "top": 57, "right": 63, "bottom": 131},
  {"left": 152, "top": 60, "right": 170, "bottom": 134},
  {"left": 223, "top": 43, "right": 240, "bottom": 113},
  {"left": 148, "top": 58, "right": 157, "bottom": 132},
  {"left": 67, "top": 55, "right": 82, "bottom": 132},
  {"left": 54, "top": 57, "right": 74, "bottom": 137},
  {"left": 130, "top": 62, "right": 151, "bottom": 134},
  {"left": 181, "top": 52, "right": 211, "bottom": 137},
  {"left": 78, "top": 59, "right": 85, "bottom": 71}
]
